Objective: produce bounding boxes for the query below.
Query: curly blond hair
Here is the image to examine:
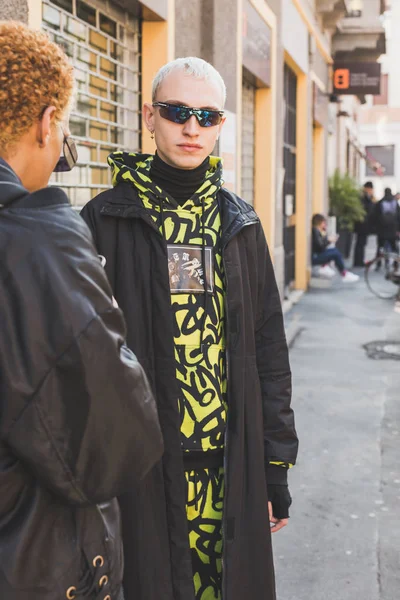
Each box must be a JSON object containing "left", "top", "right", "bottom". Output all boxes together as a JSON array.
[{"left": 0, "top": 21, "right": 75, "bottom": 154}]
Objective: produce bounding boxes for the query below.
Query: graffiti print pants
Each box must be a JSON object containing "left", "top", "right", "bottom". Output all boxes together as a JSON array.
[{"left": 185, "top": 467, "right": 224, "bottom": 600}]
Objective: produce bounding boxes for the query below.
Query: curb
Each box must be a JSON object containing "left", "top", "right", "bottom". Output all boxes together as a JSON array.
[
  {"left": 282, "top": 289, "right": 304, "bottom": 315},
  {"left": 282, "top": 290, "right": 305, "bottom": 348},
  {"left": 285, "top": 315, "right": 304, "bottom": 348}
]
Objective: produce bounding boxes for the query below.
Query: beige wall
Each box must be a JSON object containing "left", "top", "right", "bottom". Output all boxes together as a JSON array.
[
  {"left": 0, "top": 0, "right": 28, "bottom": 22},
  {"left": 142, "top": 0, "right": 175, "bottom": 153},
  {"left": 174, "top": 0, "right": 202, "bottom": 57}
]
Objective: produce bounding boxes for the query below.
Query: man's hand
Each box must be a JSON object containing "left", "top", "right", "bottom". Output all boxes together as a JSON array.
[{"left": 268, "top": 501, "right": 288, "bottom": 533}]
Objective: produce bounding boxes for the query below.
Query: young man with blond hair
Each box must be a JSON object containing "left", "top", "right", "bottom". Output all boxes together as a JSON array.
[
  {"left": 82, "top": 57, "right": 298, "bottom": 600},
  {"left": 0, "top": 21, "right": 162, "bottom": 600}
]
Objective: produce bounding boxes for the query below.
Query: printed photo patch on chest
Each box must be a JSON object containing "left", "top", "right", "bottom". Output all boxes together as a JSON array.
[{"left": 168, "top": 244, "right": 214, "bottom": 293}]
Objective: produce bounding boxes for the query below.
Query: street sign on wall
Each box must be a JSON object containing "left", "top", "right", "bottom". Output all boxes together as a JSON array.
[
  {"left": 333, "top": 63, "right": 381, "bottom": 95},
  {"left": 313, "top": 82, "right": 329, "bottom": 126}
]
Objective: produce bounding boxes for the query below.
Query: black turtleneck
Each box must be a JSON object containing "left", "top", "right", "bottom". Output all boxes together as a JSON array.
[{"left": 150, "top": 153, "right": 210, "bottom": 205}]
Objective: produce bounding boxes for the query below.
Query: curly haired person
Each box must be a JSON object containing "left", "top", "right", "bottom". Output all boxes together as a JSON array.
[{"left": 0, "top": 21, "right": 162, "bottom": 600}]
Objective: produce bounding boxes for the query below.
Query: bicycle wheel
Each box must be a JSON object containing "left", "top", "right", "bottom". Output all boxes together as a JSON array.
[{"left": 365, "top": 254, "right": 400, "bottom": 299}]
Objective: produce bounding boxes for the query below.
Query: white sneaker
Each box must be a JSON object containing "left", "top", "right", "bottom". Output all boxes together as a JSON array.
[
  {"left": 342, "top": 271, "right": 360, "bottom": 283},
  {"left": 318, "top": 265, "right": 336, "bottom": 279}
]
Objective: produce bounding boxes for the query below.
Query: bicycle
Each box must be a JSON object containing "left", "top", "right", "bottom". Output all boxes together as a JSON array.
[{"left": 365, "top": 247, "right": 400, "bottom": 300}]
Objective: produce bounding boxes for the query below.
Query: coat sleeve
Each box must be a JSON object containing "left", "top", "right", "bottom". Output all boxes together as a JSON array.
[
  {"left": 254, "top": 222, "right": 298, "bottom": 467},
  {"left": 4, "top": 215, "right": 163, "bottom": 507},
  {"left": 80, "top": 200, "right": 99, "bottom": 246}
]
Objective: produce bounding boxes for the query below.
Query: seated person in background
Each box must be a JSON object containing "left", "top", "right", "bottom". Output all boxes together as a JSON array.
[{"left": 312, "top": 214, "right": 359, "bottom": 283}]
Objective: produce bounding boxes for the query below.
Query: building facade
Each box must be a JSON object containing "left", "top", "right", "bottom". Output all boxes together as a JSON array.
[
  {"left": 359, "top": 1, "right": 399, "bottom": 199},
  {"left": 331, "top": 0, "right": 388, "bottom": 196},
  {"left": 0, "top": 0, "right": 387, "bottom": 295}
]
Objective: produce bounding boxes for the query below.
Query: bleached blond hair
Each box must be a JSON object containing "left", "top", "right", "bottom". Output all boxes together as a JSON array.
[{"left": 152, "top": 57, "right": 226, "bottom": 107}]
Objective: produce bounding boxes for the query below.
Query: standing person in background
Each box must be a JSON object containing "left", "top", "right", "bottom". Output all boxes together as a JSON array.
[
  {"left": 354, "top": 181, "right": 374, "bottom": 267},
  {"left": 372, "top": 187, "right": 400, "bottom": 267},
  {"left": 82, "top": 57, "right": 298, "bottom": 600},
  {"left": 0, "top": 21, "right": 163, "bottom": 600}
]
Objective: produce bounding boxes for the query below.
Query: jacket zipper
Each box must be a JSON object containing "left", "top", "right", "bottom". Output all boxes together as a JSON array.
[
  {"left": 221, "top": 218, "right": 258, "bottom": 599},
  {"left": 96, "top": 505, "right": 110, "bottom": 542}
]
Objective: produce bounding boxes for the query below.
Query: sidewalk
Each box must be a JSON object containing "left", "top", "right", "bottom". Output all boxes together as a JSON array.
[{"left": 276, "top": 271, "right": 400, "bottom": 600}]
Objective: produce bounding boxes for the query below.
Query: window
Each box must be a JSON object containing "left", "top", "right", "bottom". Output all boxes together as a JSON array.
[
  {"left": 373, "top": 74, "right": 389, "bottom": 106},
  {"left": 366, "top": 145, "right": 395, "bottom": 176},
  {"left": 346, "top": 0, "right": 363, "bottom": 17},
  {"left": 283, "top": 64, "right": 297, "bottom": 287},
  {"left": 77, "top": 1, "right": 96, "bottom": 26}
]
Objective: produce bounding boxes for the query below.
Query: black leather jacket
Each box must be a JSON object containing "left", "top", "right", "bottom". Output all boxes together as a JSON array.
[
  {"left": 0, "top": 159, "right": 163, "bottom": 599},
  {"left": 312, "top": 227, "right": 329, "bottom": 255}
]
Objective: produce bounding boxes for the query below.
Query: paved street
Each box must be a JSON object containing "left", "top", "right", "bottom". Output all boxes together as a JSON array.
[{"left": 274, "top": 268, "right": 400, "bottom": 600}]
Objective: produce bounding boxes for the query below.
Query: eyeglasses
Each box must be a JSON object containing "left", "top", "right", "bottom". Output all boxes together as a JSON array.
[
  {"left": 152, "top": 102, "right": 224, "bottom": 127},
  {"left": 54, "top": 132, "right": 78, "bottom": 172}
]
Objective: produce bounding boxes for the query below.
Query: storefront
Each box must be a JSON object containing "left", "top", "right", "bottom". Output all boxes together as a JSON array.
[
  {"left": 240, "top": 0, "right": 274, "bottom": 233},
  {"left": 312, "top": 79, "right": 329, "bottom": 216},
  {"left": 281, "top": 0, "right": 321, "bottom": 292},
  {"left": 43, "top": 0, "right": 141, "bottom": 207}
]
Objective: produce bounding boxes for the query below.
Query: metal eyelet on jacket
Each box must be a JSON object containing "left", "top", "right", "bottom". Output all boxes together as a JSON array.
[
  {"left": 66, "top": 557, "right": 104, "bottom": 598},
  {"left": 66, "top": 586, "right": 76, "bottom": 599},
  {"left": 99, "top": 575, "right": 109, "bottom": 587},
  {"left": 93, "top": 555, "right": 105, "bottom": 568}
]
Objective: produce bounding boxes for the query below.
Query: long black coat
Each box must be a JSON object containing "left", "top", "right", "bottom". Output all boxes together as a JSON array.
[
  {"left": 354, "top": 192, "right": 374, "bottom": 235},
  {"left": 81, "top": 183, "right": 298, "bottom": 600}
]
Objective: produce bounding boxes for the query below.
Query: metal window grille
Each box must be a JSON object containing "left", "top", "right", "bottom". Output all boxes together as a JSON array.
[
  {"left": 241, "top": 77, "right": 256, "bottom": 206},
  {"left": 283, "top": 64, "right": 297, "bottom": 287},
  {"left": 42, "top": 0, "right": 141, "bottom": 207}
]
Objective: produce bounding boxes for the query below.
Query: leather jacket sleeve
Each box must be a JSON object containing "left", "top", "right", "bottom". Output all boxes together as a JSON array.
[
  {"left": 254, "top": 222, "right": 298, "bottom": 467},
  {"left": 312, "top": 227, "right": 329, "bottom": 254},
  {"left": 2, "top": 211, "right": 163, "bottom": 507}
]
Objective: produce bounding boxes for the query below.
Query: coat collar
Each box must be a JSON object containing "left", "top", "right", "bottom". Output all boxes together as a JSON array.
[
  {"left": 100, "top": 182, "right": 259, "bottom": 243},
  {"left": 0, "top": 158, "right": 70, "bottom": 211},
  {"left": 0, "top": 158, "right": 26, "bottom": 208}
]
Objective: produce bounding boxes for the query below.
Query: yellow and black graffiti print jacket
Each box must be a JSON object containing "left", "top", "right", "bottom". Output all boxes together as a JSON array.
[{"left": 81, "top": 152, "right": 298, "bottom": 600}]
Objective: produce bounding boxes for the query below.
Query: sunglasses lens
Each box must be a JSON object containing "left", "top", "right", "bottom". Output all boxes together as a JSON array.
[
  {"left": 198, "top": 110, "right": 221, "bottom": 127},
  {"left": 65, "top": 138, "right": 78, "bottom": 169},
  {"left": 156, "top": 103, "right": 223, "bottom": 127},
  {"left": 53, "top": 157, "right": 70, "bottom": 172},
  {"left": 159, "top": 105, "right": 190, "bottom": 124},
  {"left": 54, "top": 138, "right": 78, "bottom": 172}
]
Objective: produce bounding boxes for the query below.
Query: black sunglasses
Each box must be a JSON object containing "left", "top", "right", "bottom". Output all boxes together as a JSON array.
[
  {"left": 54, "top": 135, "right": 78, "bottom": 172},
  {"left": 152, "top": 102, "right": 224, "bottom": 127}
]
